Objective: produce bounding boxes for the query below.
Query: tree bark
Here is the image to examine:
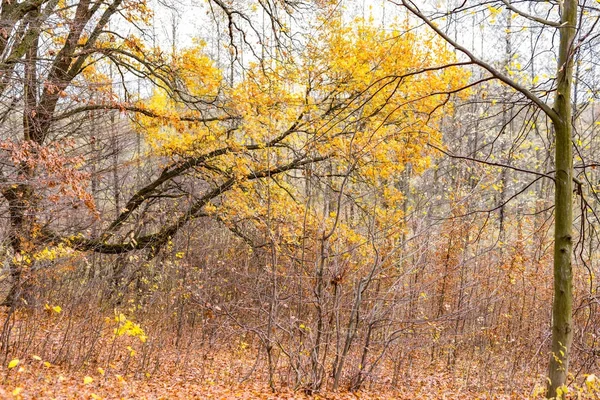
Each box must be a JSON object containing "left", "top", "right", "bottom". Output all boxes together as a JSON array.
[{"left": 547, "top": 0, "right": 576, "bottom": 397}]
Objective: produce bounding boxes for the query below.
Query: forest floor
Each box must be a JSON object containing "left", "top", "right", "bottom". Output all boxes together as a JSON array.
[
  {"left": 0, "top": 312, "right": 568, "bottom": 400},
  {"left": 0, "top": 372, "right": 536, "bottom": 399},
  {"left": 0, "top": 356, "right": 541, "bottom": 400}
]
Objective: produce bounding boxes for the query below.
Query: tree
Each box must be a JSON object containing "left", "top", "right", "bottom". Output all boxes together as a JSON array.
[
  {"left": 397, "top": 0, "right": 581, "bottom": 397},
  {"left": 0, "top": 0, "right": 230, "bottom": 306},
  {"left": 0, "top": 2, "right": 471, "bottom": 389},
  {"left": 57, "top": 11, "right": 467, "bottom": 258},
  {"left": 0, "top": 0, "right": 131, "bottom": 306}
]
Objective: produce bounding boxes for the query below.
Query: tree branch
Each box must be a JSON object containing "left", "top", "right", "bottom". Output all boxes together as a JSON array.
[
  {"left": 397, "top": 0, "right": 560, "bottom": 123},
  {"left": 62, "top": 154, "right": 328, "bottom": 254},
  {"left": 500, "top": 0, "right": 560, "bottom": 27}
]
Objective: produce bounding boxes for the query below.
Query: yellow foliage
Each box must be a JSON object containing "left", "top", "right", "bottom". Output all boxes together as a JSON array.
[
  {"left": 136, "top": 13, "right": 467, "bottom": 262},
  {"left": 113, "top": 313, "right": 147, "bottom": 343},
  {"left": 33, "top": 244, "right": 72, "bottom": 262}
]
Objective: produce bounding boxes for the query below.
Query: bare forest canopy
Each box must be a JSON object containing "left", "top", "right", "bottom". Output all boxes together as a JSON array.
[{"left": 0, "top": 0, "right": 599, "bottom": 398}]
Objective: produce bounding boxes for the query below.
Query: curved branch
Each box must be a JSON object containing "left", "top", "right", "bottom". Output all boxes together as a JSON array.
[
  {"left": 51, "top": 103, "right": 234, "bottom": 123},
  {"left": 428, "top": 142, "right": 555, "bottom": 181},
  {"left": 500, "top": 0, "right": 560, "bottom": 27},
  {"left": 102, "top": 111, "right": 306, "bottom": 234},
  {"left": 398, "top": 0, "right": 560, "bottom": 123},
  {"left": 64, "top": 154, "right": 328, "bottom": 254}
]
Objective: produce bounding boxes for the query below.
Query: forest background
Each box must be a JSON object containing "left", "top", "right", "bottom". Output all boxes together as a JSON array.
[{"left": 0, "top": 0, "right": 599, "bottom": 398}]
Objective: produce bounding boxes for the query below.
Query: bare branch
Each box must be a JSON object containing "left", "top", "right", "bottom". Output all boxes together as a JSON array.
[
  {"left": 500, "top": 0, "right": 560, "bottom": 27},
  {"left": 397, "top": 0, "right": 560, "bottom": 123}
]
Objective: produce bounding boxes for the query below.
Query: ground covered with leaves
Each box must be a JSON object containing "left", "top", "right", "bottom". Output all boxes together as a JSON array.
[
  {"left": 0, "top": 367, "right": 530, "bottom": 399},
  {"left": 0, "top": 298, "right": 597, "bottom": 399},
  {"left": 0, "top": 312, "right": 595, "bottom": 400},
  {"left": 1, "top": 353, "right": 587, "bottom": 400}
]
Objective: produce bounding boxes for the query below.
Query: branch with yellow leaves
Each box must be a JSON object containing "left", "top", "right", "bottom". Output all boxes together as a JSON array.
[{"left": 56, "top": 153, "right": 328, "bottom": 255}]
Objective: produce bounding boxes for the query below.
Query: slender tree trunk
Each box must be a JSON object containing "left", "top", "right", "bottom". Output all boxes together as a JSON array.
[{"left": 547, "top": 0, "right": 576, "bottom": 397}]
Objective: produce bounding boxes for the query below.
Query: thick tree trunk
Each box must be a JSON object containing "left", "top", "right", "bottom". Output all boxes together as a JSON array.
[
  {"left": 2, "top": 182, "right": 37, "bottom": 307},
  {"left": 3, "top": 22, "right": 40, "bottom": 307},
  {"left": 547, "top": 0, "right": 576, "bottom": 397}
]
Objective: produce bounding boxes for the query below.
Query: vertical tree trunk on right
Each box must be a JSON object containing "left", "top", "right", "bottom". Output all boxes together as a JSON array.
[{"left": 548, "top": 0, "right": 576, "bottom": 397}]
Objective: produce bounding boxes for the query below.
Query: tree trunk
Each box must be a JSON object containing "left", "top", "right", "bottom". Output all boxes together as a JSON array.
[
  {"left": 3, "top": 15, "right": 41, "bottom": 307},
  {"left": 547, "top": 0, "right": 576, "bottom": 397}
]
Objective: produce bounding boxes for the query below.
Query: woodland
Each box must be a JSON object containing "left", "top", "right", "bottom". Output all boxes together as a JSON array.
[{"left": 0, "top": 0, "right": 600, "bottom": 398}]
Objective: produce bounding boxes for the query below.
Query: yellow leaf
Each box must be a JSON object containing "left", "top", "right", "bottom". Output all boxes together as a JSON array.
[
  {"left": 8, "top": 359, "right": 19, "bottom": 369},
  {"left": 32, "top": 355, "right": 42, "bottom": 361},
  {"left": 83, "top": 376, "right": 94, "bottom": 384},
  {"left": 11, "top": 387, "right": 22, "bottom": 396},
  {"left": 52, "top": 305, "right": 62, "bottom": 313},
  {"left": 127, "top": 346, "right": 136, "bottom": 357},
  {"left": 97, "top": 367, "right": 105, "bottom": 376}
]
